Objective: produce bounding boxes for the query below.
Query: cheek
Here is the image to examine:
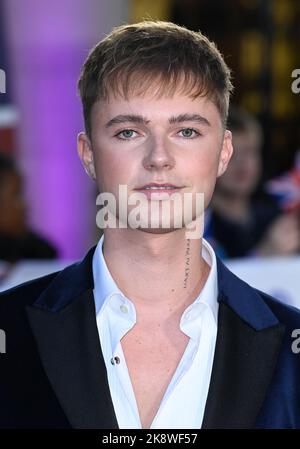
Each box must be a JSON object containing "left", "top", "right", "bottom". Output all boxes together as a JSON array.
[
  {"left": 93, "top": 147, "right": 135, "bottom": 192},
  {"left": 187, "top": 155, "right": 219, "bottom": 206},
  {"left": 190, "top": 141, "right": 220, "bottom": 198},
  {"left": 188, "top": 147, "right": 220, "bottom": 182}
]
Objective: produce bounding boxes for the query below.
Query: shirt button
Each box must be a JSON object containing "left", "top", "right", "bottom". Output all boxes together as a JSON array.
[
  {"left": 110, "top": 356, "right": 120, "bottom": 365},
  {"left": 120, "top": 304, "right": 128, "bottom": 314}
]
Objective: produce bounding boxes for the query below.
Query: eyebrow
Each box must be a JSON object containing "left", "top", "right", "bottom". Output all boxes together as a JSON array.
[{"left": 104, "top": 113, "right": 211, "bottom": 128}]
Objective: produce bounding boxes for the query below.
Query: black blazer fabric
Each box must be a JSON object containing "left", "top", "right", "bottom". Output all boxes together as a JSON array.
[{"left": 0, "top": 246, "right": 300, "bottom": 428}]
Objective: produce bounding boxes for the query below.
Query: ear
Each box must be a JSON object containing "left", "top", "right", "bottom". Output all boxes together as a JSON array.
[
  {"left": 77, "top": 132, "right": 96, "bottom": 181},
  {"left": 217, "top": 129, "right": 233, "bottom": 178}
]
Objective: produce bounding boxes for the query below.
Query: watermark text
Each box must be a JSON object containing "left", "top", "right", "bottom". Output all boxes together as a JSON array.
[
  {"left": 95, "top": 185, "right": 205, "bottom": 239},
  {"left": 291, "top": 69, "right": 300, "bottom": 94},
  {"left": 0, "top": 329, "right": 6, "bottom": 354},
  {"left": 0, "top": 69, "right": 6, "bottom": 93},
  {"left": 291, "top": 329, "right": 300, "bottom": 354}
]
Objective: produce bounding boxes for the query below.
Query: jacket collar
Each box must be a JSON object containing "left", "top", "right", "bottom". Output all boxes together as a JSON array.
[
  {"left": 216, "top": 256, "right": 279, "bottom": 330},
  {"left": 33, "top": 244, "right": 279, "bottom": 331},
  {"left": 33, "top": 245, "right": 95, "bottom": 312},
  {"left": 27, "top": 244, "right": 284, "bottom": 429}
]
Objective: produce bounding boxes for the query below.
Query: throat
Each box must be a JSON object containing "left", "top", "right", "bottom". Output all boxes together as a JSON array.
[{"left": 103, "top": 232, "right": 210, "bottom": 308}]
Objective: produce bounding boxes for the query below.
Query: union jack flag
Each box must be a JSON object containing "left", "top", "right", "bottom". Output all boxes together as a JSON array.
[{"left": 266, "top": 151, "right": 300, "bottom": 212}]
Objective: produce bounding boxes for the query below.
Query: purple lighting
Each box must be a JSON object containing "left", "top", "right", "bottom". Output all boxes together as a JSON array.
[{"left": 2, "top": 0, "right": 128, "bottom": 259}]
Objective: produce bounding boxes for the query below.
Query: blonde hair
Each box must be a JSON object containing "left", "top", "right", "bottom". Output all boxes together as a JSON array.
[{"left": 78, "top": 21, "right": 233, "bottom": 136}]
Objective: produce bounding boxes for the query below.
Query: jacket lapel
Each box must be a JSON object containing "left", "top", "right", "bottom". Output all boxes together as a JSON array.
[
  {"left": 26, "top": 244, "right": 286, "bottom": 429},
  {"left": 26, "top": 247, "right": 118, "bottom": 429},
  {"left": 202, "top": 258, "right": 285, "bottom": 428}
]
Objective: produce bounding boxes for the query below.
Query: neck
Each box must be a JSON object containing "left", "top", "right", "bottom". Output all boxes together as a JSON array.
[{"left": 102, "top": 227, "right": 210, "bottom": 319}]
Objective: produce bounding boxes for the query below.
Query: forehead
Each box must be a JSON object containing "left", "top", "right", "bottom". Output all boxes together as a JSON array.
[{"left": 91, "top": 89, "right": 221, "bottom": 127}]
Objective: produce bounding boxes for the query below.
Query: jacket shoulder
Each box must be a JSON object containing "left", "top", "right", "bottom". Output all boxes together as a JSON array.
[
  {"left": 257, "top": 289, "right": 300, "bottom": 329},
  {"left": 0, "top": 271, "right": 61, "bottom": 309}
]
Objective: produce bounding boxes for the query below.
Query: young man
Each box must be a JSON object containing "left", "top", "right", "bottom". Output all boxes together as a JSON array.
[{"left": 0, "top": 21, "right": 299, "bottom": 429}]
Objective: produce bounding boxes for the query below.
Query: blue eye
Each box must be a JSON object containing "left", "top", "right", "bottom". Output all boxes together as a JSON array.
[
  {"left": 115, "top": 129, "right": 136, "bottom": 139},
  {"left": 179, "top": 128, "right": 199, "bottom": 138}
]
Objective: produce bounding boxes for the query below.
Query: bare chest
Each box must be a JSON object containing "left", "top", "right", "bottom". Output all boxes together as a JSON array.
[{"left": 121, "top": 326, "right": 189, "bottom": 428}]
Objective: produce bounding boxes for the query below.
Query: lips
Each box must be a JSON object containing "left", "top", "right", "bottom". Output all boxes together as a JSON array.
[
  {"left": 135, "top": 183, "right": 183, "bottom": 190},
  {"left": 134, "top": 183, "right": 184, "bottom": 199}
]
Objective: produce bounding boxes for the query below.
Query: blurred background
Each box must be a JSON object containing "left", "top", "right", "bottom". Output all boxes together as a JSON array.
[{"left": 0, "top": 0, "right": 299, "bottom": 305}]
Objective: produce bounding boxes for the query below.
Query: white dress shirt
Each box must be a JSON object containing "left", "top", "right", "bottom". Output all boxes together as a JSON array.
[{"left": 92, "top": 236, "right": 219, "bottom": 429}]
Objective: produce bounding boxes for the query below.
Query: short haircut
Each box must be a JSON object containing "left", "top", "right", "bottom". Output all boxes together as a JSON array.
[{"left": 78, "top": 21, "right": 233, "bottom": 137}]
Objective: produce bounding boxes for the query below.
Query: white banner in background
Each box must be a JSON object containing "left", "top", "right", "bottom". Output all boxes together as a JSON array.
[
  {"left": 0, "top": 257, "right": 299, "bottom": 311},
  {"left": 226, "top": 256, "right": 300, "bottom": 310}
]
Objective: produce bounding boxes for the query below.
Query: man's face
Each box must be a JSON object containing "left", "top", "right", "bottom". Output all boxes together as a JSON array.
[{"left": 78, "top": 88, "right": 233, "bottom": 233}]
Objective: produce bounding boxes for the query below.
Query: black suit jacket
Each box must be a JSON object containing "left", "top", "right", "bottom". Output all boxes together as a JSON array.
[{"left": 0, "top": 245, "right": 300, "bottom": 428}]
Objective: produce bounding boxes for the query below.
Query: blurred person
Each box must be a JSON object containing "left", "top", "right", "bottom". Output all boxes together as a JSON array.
[
  {"left": 205, "top": 106, "right": 300, "bottom": 258},
  {"left": 0, "top": 22, "right": 300, "bottom": 430},
  {"left": 0, "top": 152, "right": 57, "bottom": 262}
]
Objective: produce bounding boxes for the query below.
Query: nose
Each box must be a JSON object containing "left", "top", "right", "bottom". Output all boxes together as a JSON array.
[{"left": 142, "top": 136, "right": 175, "bottom": 172}]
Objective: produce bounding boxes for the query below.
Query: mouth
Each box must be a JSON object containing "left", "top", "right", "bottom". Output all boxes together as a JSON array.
[
  {"left": 135, "top": 183, "right": 183, "bottom": 191},
  {"left": 134, "top": 183, "right": 184, "bottom": 199}
]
